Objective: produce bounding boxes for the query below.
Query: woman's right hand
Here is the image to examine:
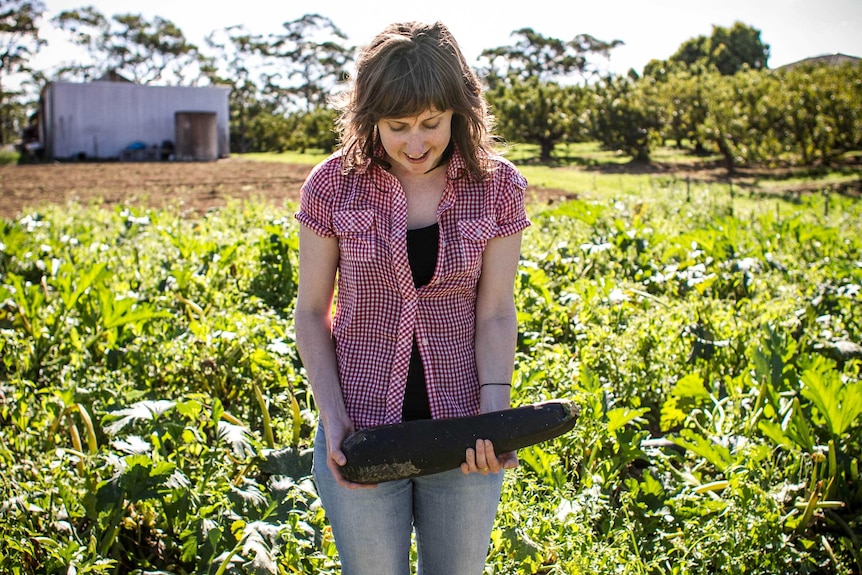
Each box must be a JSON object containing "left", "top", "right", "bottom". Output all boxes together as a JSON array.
[{"left": 325, "top": 419, "right": 377, "bottom": 490}]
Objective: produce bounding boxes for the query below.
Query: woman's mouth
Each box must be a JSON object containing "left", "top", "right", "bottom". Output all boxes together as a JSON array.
[{"left": 405, "top": 151, "right": 429, "bottom": 163}]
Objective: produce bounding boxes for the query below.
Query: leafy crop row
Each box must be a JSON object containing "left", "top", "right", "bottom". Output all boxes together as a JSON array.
[
  {"left": 1, "top": 184, "right": 860, "bottom": 573},
  {"left": 500, "top": 187, "right": 862, "bottom": 574}
]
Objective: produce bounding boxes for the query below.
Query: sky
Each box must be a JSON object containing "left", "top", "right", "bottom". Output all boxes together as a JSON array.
[{"left": 29, "top": 0, "right": 862, "bottom": 78}]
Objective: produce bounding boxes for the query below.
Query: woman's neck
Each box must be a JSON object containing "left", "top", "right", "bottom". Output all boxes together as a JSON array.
[{"left": 398, "top": 163, "right": 449, "bottom": 229}]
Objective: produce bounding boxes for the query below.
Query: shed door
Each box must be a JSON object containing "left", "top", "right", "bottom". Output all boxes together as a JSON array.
[{"left": 175, "top": 111, "right": 218, "bottom": 161}]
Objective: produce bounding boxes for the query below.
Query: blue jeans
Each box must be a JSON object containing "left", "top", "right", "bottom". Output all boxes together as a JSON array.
[{"left": 312, "top": 425, "right": 505, "bottom": 575}]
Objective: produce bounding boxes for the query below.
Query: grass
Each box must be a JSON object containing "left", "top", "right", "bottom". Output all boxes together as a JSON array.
[
  {"left": 238, "top": 149, "right": 331, "bottom": 165},
  {"left": 503, "top": 143, "right": 726, "bottom": 204},
  {"left": 236, "top": 143, "right": 861, "bottom": 210},
  {"left": 505, "top": 142, "right": 633, "bottom": 166},
  {"left": 0, "top": 148, "right": 20, "bottom": 166}
]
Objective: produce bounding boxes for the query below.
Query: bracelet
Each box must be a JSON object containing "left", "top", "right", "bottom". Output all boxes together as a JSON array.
[{"left": 480, "top": 382, "right": 512, "bottom": 387}]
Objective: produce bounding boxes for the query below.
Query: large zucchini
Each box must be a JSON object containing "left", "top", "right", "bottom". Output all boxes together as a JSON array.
[{"left": 339, "top": 399, "right": 578, "bottom": 484}]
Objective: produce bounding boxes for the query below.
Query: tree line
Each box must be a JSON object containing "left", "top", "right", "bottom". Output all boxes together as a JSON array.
[
  {"left": 2, "top": 1, "right": 860, "bottom": 170},
  {"left": 486, "top": 21, "right": 861, "bottom": 170}
]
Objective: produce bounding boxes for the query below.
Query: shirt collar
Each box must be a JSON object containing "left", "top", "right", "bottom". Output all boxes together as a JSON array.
[{"left": 446, "top": 147, "right": 469, "bottom": 180}]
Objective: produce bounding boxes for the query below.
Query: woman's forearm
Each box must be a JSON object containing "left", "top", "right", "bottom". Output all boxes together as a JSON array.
[
  {"left": 474, "top": 310, "right": 517, "bottom": 413},
  {"left": 295, "top": 309, "right": 350, "bottom": 428},
  {"left": 473, "top": 233, "right": 523, "bottom": 415}
]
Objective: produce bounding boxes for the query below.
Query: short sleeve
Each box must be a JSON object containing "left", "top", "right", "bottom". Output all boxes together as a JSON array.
[
  {"left": 294, "top": 156, "right": 341, "bottom": 238},
  {"left": 493, "top": 161, "right": 531, "bottom": 238}
]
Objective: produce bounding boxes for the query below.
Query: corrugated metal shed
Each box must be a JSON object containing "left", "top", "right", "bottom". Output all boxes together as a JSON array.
[{"left": 39, "top": 81, "right": 230, "bottom": 161}]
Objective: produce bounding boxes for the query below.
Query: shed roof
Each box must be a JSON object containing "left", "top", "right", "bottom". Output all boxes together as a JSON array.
[{"left": 777, "top": 53, "right": 861, "bottom": 71}]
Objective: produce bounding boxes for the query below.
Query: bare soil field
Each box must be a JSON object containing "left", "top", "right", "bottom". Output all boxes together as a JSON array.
[{"left": 0, "top": 158, "right": 314, "bottom": 219}]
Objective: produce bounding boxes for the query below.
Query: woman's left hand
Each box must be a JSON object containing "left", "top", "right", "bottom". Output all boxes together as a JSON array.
[{"left": 461, "top": 438, "right": 519, "bottom": 475}]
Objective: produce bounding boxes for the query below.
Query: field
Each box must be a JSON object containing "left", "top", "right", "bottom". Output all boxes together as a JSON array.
[
  {"left": 1, "top": 148, "right": 861, "bottom": 574},
  {"left": 0, "top": 158, "right": 313, "bottom": 220},
  {"left": 3, "top": 146, "right": 860, "bottom": 221},
  {"left": 0, "top": 155, "right": 591, "bottom": 219}
]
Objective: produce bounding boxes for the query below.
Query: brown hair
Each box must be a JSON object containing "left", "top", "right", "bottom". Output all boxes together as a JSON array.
[{"left": 334, "top": 21, "right": 497, "bottom": 179}]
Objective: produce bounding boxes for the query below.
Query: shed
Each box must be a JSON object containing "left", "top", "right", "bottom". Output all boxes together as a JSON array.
[{"left": 38, "top": 81, "right": 230, "bottom": 161}]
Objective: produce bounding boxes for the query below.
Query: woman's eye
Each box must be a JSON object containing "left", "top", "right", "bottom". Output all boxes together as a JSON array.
[{"left": 385, "top": 120, "right": 439, "bottom": 132}]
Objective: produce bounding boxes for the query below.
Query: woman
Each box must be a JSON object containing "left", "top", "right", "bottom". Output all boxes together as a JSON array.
[{"left": 294, "top": 20, "right": 529, "bottom": 575}]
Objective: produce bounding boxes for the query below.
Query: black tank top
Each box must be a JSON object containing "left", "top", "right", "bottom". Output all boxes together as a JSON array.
[{"left": 402, "top": 222, "right": 439, "bottom": 421}]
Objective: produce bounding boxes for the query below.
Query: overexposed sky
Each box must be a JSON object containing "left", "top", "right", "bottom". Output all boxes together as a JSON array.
[{"left": 31, "top": 0, "right": 862, "bottom": 76}]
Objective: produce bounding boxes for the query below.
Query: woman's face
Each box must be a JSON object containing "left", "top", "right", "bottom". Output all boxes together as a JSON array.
[{"left": 377, "top": 109, "right": 453, "bottom": 178}]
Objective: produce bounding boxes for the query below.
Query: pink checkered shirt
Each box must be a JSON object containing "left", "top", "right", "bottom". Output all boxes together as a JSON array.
[{"left": 295, "top": 148, "right": 530, "bottom": 429}]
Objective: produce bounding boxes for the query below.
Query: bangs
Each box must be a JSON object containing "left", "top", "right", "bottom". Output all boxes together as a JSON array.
[
  {"left": 341, "top": 21, "right": 495, "bottom": 178},
  {"left": 369, "top": 50, "right": 457, "bottom": 119}
]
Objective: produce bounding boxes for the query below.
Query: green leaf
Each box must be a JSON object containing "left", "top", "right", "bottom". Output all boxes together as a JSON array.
[
  {"left": 176, "top": 398, "right": 204, "bottom": 420},
  {"left": 260, "top": 447, "right": 313, "bottom": 480},
  {"left": 671, "top": 428, "right": 733, "bottom": 472},
  {"left": 607, "top": 406, "right": 649, "bottom": 435},
  {"left": 757, "top": 397, "right": 815, "bottom": 452},
  {"left": 800, "top": 355, "right": 862, "bottom": 437},
  {"left": 238, "top": 521, "right": 282, "bottom": 575},
  {"left": 59, "top": 261, "right": 109, "bottom": 310},
  {"left": 218, "top": 420, "right": 254, "bottom": 459},
  {"left": 103, "top": 399, "right": 176, "bottom": 434},
  {"left": 661, "top": 372, "right": 708, "bottom": 430}
]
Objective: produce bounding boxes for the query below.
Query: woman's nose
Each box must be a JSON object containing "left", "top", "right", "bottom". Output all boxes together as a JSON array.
[{"left": 405, "top": 131, "right": 424, "bottom": 152}]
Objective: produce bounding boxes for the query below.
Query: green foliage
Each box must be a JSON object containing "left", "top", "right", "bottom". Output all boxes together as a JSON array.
[
  {"left": 479, "top": 28, "right": 623, "bottom": 85},
  {"left": 636, "top": 63, "right": 862, "bottom": 170},
  {"left": 51, "top": 6, "right": 198, "bottom": 84},
  {"left": 0, "top": 0, "right": 46, "bottom": 146},
  {"left": 1, "top": 168, "right": 861, "bottom": 573},
  {"left": 589, "top": 75, "right": 661, "bottom": 161},
  {"left": 258, "top": 14, "right": 352, "bottom": 113},
  {"left": 0, "top": 148, "right": 20, "bottom": 164},
  {"left": 697, "top": 69, "right": 785, "bottom": 170},
  {"left": 494, "top": 183, "right": 862, "bottom": 574},
  {"left": 283, "top": 107, "right": 339, "bottom": 153},
  {"left": 0, "top": 1, "right": 46, "bottom": 77},
  {"left": 774, "top": 63, "right": 862, "bottom": 164},
  {"left": 0, "top": 203, "right": 328, "bottom": 572},
  {"left": 664, "top": 21, "right": 770, "bottom": 75},
  {"left": 487, "top": 78, "right": 589, "bottom": 161}
]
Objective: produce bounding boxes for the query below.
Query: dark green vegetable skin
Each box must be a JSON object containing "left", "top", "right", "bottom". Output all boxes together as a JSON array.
[{"left": 339, "top": 399, "right": 578, "bottom": 484}]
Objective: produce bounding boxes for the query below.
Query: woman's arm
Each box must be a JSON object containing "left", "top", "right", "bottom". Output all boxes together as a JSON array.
[
  {"left": 462, "top": 231, "right": 524, "bottom": 474},
  {"left": 294, "top": 224, "right": 370, "bottom": 488}
]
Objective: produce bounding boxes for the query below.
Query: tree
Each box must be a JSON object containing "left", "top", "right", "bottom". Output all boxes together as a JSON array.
[
  {"left": 257, "top": 13, "right": 352, "bottom": 113},
  {"left": 710, "top": 22, "right": 770, "bottom": 73},
  {"left": 649, "top": 64, "right": 712, "bottom": 151},
  {"left": 590, "top": 74, "right": 661, "bottom": 162},
  {"left": 52, "top": 6, "right": 201, "bottom": 84},
  {"left": 202, "top": 15, "right": 351, "bottom": 153},
  {"left": 284, "top": 107, "right": 339, "bottom": 153},
  {"left": 0, "top": 0, "right": 45, "bottom": 144},
  {"left": 696, "top": 70, "right": 784, "bottom": 172},
  {"left": 479, "top": 27, "right": 620, "bottom": 160},
  {"left": 480, "top": 28, "right": 622, "bottom": 85},
  {"left": 487, "top": 77, "right": 588, "bottom": 161},
  {"left": 667, "top": 21, "right": 770, "bottom": 75},
  {"left": 203, "top": 25, "right": 263, "bottom": 153},
  {"left": 774, "top": 64, "right": 862, "bottom": 165}
]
